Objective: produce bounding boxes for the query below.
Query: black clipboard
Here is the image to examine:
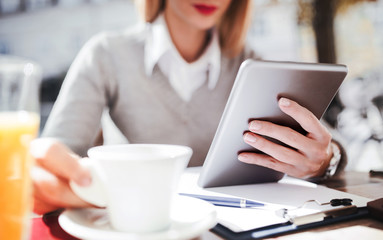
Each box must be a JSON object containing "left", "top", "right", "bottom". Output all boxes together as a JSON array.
[{"left": 211, "top": 207, "right": 369, "bottom": 240}]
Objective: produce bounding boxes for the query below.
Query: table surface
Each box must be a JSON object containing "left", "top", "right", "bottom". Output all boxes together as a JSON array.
[{"left": 31, "top": 171, "right": 383, "bottom": 240}]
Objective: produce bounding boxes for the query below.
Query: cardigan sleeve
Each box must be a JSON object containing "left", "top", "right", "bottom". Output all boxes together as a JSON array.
[{"left": 42, "top": 33, "right": 115, "bottom": 157}]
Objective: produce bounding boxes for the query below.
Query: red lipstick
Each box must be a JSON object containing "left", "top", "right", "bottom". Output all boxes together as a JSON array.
[{"left": 193, "top": 4, "right": 217, "bottom": 15}]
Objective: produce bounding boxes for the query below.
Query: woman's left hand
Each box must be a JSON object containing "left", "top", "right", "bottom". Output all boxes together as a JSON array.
[{"left": 238, "top": 97, "right": 333, "bottom": 179}]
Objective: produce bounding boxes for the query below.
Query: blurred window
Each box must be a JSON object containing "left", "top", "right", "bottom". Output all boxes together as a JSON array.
[{"left": 0, "top": 0, "right": 119, "bottom": 15}]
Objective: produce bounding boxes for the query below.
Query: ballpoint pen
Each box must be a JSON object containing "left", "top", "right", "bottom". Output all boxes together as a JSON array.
[{"left": 179, "top": 193, "right": 265, "bottom": 208}]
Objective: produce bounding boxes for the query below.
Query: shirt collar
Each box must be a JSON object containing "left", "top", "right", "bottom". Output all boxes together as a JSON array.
[
  {"left": 144, "top": 14, "right": 221, "bottom": 90},
  {"left": 204, "top": 29, "right": 221, "bottom": 90},
  {"left": 144, "top": 14, "right": 172, "bottom": 77}
]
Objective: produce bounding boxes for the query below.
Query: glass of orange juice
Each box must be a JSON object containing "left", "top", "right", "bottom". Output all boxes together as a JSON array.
[{"left": 0, "top": 55, "right": 41, "bottom": 240}]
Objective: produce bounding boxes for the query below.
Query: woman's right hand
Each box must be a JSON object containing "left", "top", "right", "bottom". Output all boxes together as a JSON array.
[{"left": 30, "top": 138, "right": 93, "bottom": 215}]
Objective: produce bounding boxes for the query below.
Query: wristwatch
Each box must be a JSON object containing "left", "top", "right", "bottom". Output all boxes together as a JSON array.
[{"left": 324, "top": 142, "right": 342, "bottom": 179}]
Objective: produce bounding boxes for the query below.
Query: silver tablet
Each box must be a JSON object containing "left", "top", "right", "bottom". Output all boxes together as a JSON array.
[{"left": 198, "top": 60, "right": 348, "bottom": 188}]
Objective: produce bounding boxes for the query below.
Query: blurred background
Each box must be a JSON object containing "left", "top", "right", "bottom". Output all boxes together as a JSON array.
[{"left": 1, "top": 0, "right": 383, "bottom": 172}]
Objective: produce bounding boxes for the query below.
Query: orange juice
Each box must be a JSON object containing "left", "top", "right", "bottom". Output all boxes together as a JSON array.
[{"left": 0, "top": 111, "right": 39, "bottom": 240}]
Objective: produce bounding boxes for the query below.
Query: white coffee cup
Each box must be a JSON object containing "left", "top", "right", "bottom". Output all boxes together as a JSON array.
[{"left": 70, "top": 144, "right": 192, "bottom": 233}]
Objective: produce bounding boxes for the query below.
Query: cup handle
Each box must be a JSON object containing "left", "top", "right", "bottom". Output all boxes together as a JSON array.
[{"left": 69, "top": 158, "right": 107, "bottom": 208}]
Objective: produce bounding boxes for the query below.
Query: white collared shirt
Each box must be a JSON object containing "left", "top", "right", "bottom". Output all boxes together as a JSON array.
[{"left": 144, "top": 15, "right": 221, "bottom": 102}]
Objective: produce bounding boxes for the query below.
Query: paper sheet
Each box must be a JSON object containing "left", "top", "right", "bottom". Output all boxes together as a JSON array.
[{"left": 178, "top": 167, "right": 372, "bottom": 232}]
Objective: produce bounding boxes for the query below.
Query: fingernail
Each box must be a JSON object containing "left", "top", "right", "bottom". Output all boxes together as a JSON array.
[
  {"left": 250, "top": 121, "right": 261, "bottom": 131},
  {"left": 279, "top": 98, "right": 291, "bottom": 107},
  {"left": 238, "top": 155, "right": 247, "bottom": 162},
  {"left": 77, "top": 176, "right": 92, "bottom": 186},
  {"left": 244, "top": 133, "right": 256, "bottom": 143},
  {"left": 75, "top": 163, "right": 92, "bottom": 186}
]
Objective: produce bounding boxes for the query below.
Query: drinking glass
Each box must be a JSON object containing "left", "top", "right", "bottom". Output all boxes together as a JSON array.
[{"left": 0, "top": 55, "right": 41, "bottom": 240}]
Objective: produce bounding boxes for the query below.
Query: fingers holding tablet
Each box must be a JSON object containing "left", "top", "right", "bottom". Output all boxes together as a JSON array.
[
  {"left": 278, "top": 98, "right": 332, "bottom": 142},
  {"left": 239, "top": 98, "right": 333, "bottom": 179}
]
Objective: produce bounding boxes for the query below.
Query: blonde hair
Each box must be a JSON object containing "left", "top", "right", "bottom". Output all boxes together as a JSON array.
[{"left": 135, "top": 0, "right": 253, "bottom": 58}]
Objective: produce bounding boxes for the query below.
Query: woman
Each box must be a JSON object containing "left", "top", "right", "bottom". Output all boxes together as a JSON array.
[{"left": 31, "top": 0, "right": 343, "bottom": 214}]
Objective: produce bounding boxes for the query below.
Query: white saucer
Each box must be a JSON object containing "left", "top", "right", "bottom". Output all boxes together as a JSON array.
[{"left": 58, "top": 196, "right": 217, "bottom": 240}]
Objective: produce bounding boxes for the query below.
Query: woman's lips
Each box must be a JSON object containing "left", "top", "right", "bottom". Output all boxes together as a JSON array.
[{"left": 193, "top": 4, "right": 218, "bottom": 15}]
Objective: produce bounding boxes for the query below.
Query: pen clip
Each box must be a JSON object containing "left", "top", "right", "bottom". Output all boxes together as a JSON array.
[{"left": 288, "top": 205, "right": 358, "bottom": 226}]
